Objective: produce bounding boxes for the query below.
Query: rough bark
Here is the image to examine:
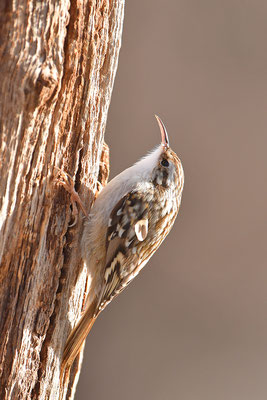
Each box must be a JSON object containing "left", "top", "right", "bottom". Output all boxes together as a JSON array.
[{"left": 0, "top": 0, "right": 124, "bottom": 398}]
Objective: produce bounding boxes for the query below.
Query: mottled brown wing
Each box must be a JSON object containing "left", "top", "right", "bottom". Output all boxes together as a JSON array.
[{"left": 96, "top": 190, "right": 149, "bottom": 313}]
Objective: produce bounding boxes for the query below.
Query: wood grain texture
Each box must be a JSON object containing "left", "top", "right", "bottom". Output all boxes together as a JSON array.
[{"left": 0, "top": 0, "right": 124, "bottom": 398}]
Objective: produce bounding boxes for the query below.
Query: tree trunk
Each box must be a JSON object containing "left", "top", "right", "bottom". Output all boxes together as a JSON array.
[{"left": 0, "top": 0, "right": 124, "bottom": 398}]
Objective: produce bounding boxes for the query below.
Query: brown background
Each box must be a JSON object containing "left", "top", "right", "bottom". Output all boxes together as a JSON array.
[{"left": 77, "top": 1, "right": 267, "bottom": 399}]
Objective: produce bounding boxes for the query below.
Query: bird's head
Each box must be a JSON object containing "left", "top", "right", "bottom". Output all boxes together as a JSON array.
[
  {"left": 118, "top": 116, "right": 184, "bottom": 198},
  {"left": 137, "top": 115, "right": 184, "bottom": 196}
]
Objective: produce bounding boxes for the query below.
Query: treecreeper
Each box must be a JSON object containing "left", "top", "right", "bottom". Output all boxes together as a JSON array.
[{"left": 59, "top": 115, "right": 184, "bottom": 379}]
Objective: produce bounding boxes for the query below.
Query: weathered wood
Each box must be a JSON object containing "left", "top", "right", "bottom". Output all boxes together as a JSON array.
[{"left": 0, "top": 0, "right": 124, "bottom": 398}]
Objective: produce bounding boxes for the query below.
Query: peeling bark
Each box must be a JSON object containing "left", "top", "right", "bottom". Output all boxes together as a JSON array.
[{"left": 0, "top": 0, "right": 124, "bottom": 398}]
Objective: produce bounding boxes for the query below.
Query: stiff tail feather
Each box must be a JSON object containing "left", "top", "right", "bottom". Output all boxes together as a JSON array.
[{"left": 61, "top": 299, "right": 97, "bottom": 375}]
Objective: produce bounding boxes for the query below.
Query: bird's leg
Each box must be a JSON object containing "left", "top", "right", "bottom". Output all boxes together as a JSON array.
[
  {"left": 56, "top": 168, "right": 88, "bottom": 225},
  {"left": 82, "top": 277, "right": 90, "bottom": 312}
]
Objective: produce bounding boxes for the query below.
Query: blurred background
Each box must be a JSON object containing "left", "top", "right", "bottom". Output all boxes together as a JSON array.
[{"left": 77, "top": 1, "right": 267, "bottom": 399}]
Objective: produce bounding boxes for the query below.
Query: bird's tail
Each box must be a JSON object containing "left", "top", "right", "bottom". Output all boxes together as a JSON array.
[{"left": 61, "top": 299, "right": 97, "bottom": 376}]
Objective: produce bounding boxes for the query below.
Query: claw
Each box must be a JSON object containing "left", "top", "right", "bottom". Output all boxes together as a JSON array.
[{"left": 55, "top": 167, "right": 88, "bottom": 220}]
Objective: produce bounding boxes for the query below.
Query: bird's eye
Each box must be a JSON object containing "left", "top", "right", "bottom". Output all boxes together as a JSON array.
[{"left": 161, "top": 158, "right": 169, "bottom": 167}]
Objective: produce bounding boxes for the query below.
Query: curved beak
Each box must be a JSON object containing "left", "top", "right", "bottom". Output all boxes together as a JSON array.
[{"left": 155, "top": 115, "right": 169, "bottom": 149}]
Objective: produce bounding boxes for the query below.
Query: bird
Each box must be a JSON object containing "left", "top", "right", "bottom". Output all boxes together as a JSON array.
[{"left": 60, "top": 115, "right": 184, "bottom": 375}]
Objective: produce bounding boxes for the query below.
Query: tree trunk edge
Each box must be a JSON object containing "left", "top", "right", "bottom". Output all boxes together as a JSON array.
[{"left": 0, "top": 0, "right": 124, "bottom": 399}]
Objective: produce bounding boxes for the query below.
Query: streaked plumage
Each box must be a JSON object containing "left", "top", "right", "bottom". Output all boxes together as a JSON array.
[{"left": 61, "top": 116, "right": 184, "bottom": 375}]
